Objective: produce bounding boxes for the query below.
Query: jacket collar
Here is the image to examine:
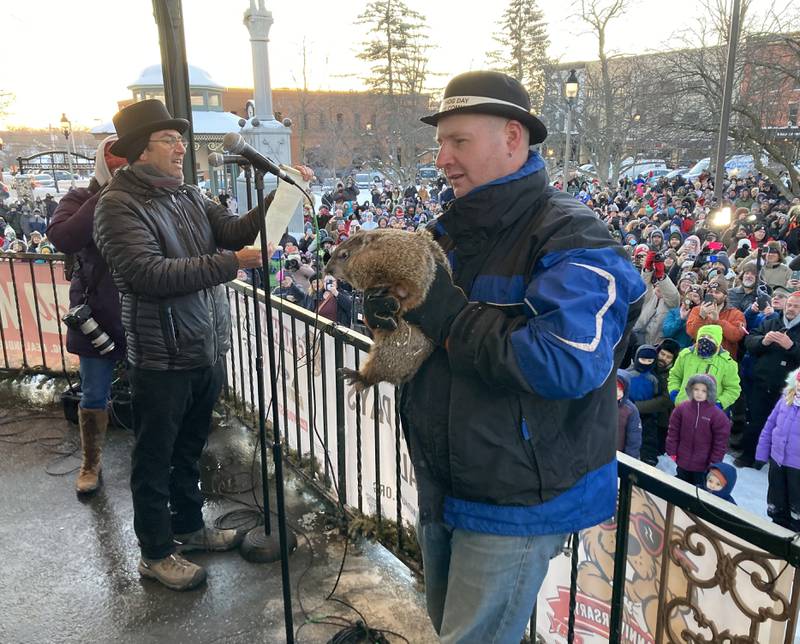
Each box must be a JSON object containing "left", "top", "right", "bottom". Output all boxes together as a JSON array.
[{"left": 437, "top": 157, "right": 549, "bottom": 249}]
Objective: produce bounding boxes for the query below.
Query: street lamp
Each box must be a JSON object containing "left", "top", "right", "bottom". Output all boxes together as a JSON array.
[
  {"left": 562, "top": 69, "right": 579, "bottom": 192},
  {"left": 59, "top": 112, "right": 76, "bottom": 189}
]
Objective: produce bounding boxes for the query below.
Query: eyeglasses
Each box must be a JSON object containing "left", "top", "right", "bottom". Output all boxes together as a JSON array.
[{"left": 149, "top": 135, "right": 188, "bottom": 148}]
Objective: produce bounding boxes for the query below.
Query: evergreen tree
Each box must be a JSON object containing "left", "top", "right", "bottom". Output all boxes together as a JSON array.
[
  {"left": 356, "top": 0, "right": 431, "bottom": 183},
  {"left": 487, "top": 0, "right": 551, "bottom": 112}
]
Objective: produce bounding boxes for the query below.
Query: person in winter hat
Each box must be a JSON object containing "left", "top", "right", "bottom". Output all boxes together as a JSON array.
[
  {"left": 668, "top": 324, "right": 741, "bottom": 410},
  {"left": 686, "top": 278, "right": 746, "bottom": 358},
  {"left": 666, "top": 374, "right": 731, "bottom": 485},
  {"left": 762, "top": 241, "right": 791, "bottom": 291},
  {"left": 626, "top": 345, "right": 660, "bottom": 402},
  {"left": 616, "top": 370, "right": 642, "bottom": 459},
  {"left": 756, "top": 369, "right": 800, "bottom": 530},
  {"left": 633, "top": 256, "right": 679, "bottom": 345},
  {"left": 46, "top": 134, "right": 128, "bottom": 495},
  {"left": 668, "top": 230, "right": 683, "bottom": 251},
  {"left": 648, "top": 228, "right": 665, "bottom": 252},
  {"left": 636, "top": 339, "right": 680, "bottom": 465},
  {"left": 704, "top": 462, "right": 737, "bottom": 505},
  {"left": 738, "top": 291, "right": 800, "bottom": 468}
]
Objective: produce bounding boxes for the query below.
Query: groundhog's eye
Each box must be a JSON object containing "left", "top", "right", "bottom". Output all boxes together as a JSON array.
[{"left": 339, "top": 251, "right": 349, "bottom": 260}]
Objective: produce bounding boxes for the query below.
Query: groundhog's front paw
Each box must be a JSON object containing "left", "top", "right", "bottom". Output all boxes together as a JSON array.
[{"left": 338, "top": 367, "right": 372, "bottom": 393}]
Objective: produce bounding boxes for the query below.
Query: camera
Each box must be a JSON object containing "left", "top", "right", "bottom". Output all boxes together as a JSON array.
[
  {"left": 285, "top": 258, "right": 300, "bottom": 271},
  {"left": 62, "top": 304, "right": 115, "bottom": 355}
]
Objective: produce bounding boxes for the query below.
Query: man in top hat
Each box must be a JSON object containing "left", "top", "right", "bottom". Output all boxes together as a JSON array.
[
  {"left": 94, "top": 100, "right": 312, "bottom": 591},
  {"left": 363, "top": 71, "right": 646, "bottom": 642}
]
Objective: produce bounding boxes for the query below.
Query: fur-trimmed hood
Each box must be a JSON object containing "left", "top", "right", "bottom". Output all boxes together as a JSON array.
[{"left": 685, "top": 373, "right": 718, "bottom": 403}]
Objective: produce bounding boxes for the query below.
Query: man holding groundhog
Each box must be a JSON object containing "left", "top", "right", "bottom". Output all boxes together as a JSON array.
[{"left": 364, "top": 71, "right": 646, "bottom": 642}]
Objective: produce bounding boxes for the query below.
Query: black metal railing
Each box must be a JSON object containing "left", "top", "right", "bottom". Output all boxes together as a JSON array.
[
  {"left": 223, "top": 278, "right": 800, "bottom": 643},
  {"left": 0, "top": 253, "right": 77, "bottom": 376},
  {"left": 3, "top": 257, "right": 799, "bottom": 642}
]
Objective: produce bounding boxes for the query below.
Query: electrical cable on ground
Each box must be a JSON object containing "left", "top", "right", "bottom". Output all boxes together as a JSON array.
[{"left": 212, "top": 191, "right": 409, "bottom": 642}]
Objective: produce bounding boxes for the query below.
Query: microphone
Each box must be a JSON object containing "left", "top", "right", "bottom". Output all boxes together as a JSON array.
[
  {"left": 222, "top": 132, "right": 297, "bottom": 186},
  {"left": 208, "top": 152, "right": 250, "bottom": 167}
]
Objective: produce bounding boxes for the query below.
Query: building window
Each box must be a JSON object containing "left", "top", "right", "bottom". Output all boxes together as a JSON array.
[
  {"left": 789, "top": 103, "right": 799, "bottom": 127},
  {"left": 191, "top": 93, "right": 205, "bottom": 107},
  {"left": 303, "top": 112, "right": 309, "bottom": 129},
  {"left": 336, "top": 113, "right": 344, "bottom": 125},
  {"left": 319, "top": 112, "right": 326, "bottom": 128},
  {"left": 208, "top": 93, "right": 221, "bottom": 108}
]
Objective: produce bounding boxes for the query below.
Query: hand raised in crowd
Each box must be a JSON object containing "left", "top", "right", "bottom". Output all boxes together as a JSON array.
[
  {"left": 679, "top": 301, "right": 691, "bottom": 320},
  {"left": 699, "top": 301, "right": 717, "bottom": 320},
  {"left": 235, "top": 247, "right": 262, "bottom": 268}
]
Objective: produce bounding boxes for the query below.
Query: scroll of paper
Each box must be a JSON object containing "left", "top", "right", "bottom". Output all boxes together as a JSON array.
[{"left": 252, "top": 164, "right": 309, "bottom": 249}]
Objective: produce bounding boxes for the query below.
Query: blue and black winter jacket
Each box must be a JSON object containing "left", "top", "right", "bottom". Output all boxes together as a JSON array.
[{"left": 400, "top": 155, "right": 646, "bottom": 536}]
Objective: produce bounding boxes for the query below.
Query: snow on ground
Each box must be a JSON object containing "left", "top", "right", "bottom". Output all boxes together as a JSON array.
[{"left": 654, "top": 452, "right": 769, "bottom": 518}]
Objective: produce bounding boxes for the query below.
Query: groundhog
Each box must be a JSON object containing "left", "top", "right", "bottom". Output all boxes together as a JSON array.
[{"left": 324, "top": 228, "right": 449, "bottom": 391}]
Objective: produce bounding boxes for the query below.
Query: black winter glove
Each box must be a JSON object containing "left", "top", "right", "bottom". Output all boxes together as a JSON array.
[
  {"left": 404, "top": 263, "right": 468, "bottom": 346},
  {"left": 363, "top": 289, "right": 401, "bottom": 331}
]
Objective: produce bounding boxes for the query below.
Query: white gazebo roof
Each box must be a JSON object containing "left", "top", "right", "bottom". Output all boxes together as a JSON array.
[
  {"left": 129, "top": 64, "right": 224, "bottom": 90},
  {"left": 90, "top": 109, "right": 243, "bottom": 137}
]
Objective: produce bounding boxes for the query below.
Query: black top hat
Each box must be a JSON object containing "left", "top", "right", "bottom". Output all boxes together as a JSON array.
[
  {"left": 109, "top": 99, "right": 190, "bottom": 158},
  {"left": 420, "top": 71, "right": 548, "bottom": 144}
]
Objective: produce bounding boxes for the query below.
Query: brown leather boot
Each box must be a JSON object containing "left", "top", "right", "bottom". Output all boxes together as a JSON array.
[{"left": 75, "top": 408, "right": 108, "bottom": 494}]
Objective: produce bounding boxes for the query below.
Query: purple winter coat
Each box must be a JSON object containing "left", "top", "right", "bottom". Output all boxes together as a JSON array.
[
  {"left": 665, "top": 374, "right": 731, "bottom": 472},
  {"left": 756, "top": 400, "right": 800, "bottom": 469},
  {"left": 47, "top": 187, "right": 126, "bottom": 360}
]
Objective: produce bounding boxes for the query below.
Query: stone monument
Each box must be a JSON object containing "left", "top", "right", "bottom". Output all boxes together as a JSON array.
[{"left": 238, "top": 0, "right": 303, "bottom": 233}]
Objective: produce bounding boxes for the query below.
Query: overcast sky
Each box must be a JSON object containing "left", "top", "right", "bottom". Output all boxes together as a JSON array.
[{"left": 0, "top": 0, "right": 780, "bottom": 128}]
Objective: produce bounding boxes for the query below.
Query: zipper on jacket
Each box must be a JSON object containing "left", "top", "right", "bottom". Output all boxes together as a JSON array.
[
  {"left": 209, "top": 288, "right": 218, "bottom": 360},
  {"left": 519, "top": 409, "right": 545, "bottom": 504}
]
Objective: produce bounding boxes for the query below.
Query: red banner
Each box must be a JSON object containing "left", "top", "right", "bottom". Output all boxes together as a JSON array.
[
  {"left": 0, "top": 259, "right": 78, "bottom": 371},
  {"left": 546, "top": 588, "right": 654, "bottom": 644}
]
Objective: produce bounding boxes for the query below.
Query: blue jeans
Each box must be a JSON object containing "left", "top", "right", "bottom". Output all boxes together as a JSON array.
[
  {"left": 418, "top": 520, "right": 566, "bottom": 644},
  {"left": 79, "top": 356, "right": 116, "bottom": 410}
]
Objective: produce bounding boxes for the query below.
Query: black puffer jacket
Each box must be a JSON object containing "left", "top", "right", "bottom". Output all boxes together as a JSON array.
[{"left": 94, "top": 166, "right": 263, "bottom": 370}]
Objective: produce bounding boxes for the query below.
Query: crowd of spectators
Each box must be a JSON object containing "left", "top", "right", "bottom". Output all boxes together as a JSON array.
[{"left": 5, "top": 158, "right": 800, "bottom": 526}]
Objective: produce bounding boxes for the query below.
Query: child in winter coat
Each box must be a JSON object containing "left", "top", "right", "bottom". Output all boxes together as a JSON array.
[
  {"left": 667, "top": 324, "right": 741, "bottom": 410},
  {"left": 756, "top": 369, "right": 800, "bottom": 530},
  {"left": 666, "top": 374, "right": 731, "bottom": 485},
  {"left": 617, "top": 370, "right": 642, "bottom": 459},
  {"left": 704, "top": 462, "right": 738, "bottom": 505}
]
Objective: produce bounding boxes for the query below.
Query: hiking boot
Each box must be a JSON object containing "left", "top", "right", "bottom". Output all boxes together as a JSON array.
[
  {"left": 174, "top": 526, "right": 243, "bottom": 553},
  {"left": 138, "top": 553, "right": 206, "bottom": 591},
  {"left": 75, "top": 408, "right": 108, "bottom": 494}
]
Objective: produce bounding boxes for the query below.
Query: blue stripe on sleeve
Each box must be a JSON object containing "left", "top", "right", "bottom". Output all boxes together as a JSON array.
[{"left": 510, "top": 247, "right": 645, "bottom": 399}]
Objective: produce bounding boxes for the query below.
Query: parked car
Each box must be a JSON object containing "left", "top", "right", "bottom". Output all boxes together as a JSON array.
[
  {"left": 665, "top": 167, "right": 689, "bottom": 179},
  {"left": 683, "top": 158, "right": 711, "bottom": 181},
  {"left": 417, "top": 166, "right": 439, "bottom": 182},
  {"left": 619, "top": 159, "right": 668, "bottom": 179},
  {"left": 646, "top": 168, "right": 673, "bottom": 185}
]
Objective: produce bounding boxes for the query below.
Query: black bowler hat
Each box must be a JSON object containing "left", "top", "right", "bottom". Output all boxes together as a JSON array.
[
  {"left": 421, "top": 71, "right": 548, "bottom": 144},
  {"left": 109, "top": 99, "right": 190, "bottom": 159}
]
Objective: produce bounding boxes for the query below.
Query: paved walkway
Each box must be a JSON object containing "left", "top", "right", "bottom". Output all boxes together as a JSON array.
[{"left": 0, "top": 404, "right": 436, "bottom": 644}]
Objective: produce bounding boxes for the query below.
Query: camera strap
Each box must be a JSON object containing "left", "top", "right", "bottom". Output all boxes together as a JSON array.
[{"left": 73, "top": 255, "right": 108, "bottom": 302}]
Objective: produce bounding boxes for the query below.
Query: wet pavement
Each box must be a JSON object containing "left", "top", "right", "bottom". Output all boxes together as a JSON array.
[{"left": 0, "top": 400, "right": 437, "bottom": 644}]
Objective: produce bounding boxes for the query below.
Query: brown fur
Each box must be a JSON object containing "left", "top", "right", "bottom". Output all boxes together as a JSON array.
[{"left": 324, "top": 228, "right": 448, "bottom": 391}]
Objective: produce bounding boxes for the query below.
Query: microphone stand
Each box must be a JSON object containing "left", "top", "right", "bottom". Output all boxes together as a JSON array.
[{"left": 238, "top": 166, "right": 297, "bottom": 644}]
